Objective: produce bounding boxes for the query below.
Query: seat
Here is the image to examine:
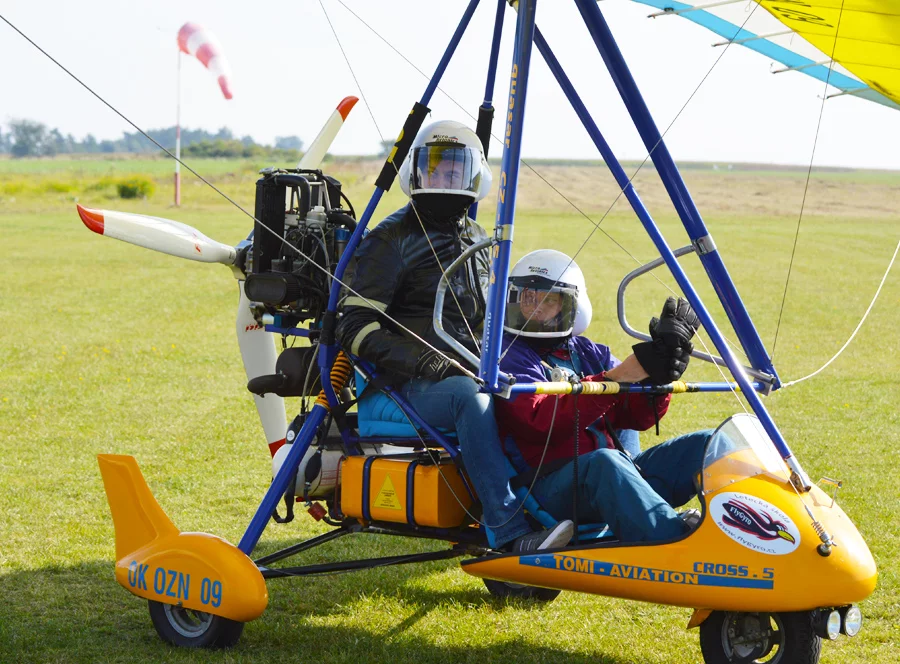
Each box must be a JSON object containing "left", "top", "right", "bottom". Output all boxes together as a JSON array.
[
  {"left": 353, "top": 369, "right": 612, "bottom": 543},
  {"left": 355, "top": 370, "right": 455, "bottom": 440}
]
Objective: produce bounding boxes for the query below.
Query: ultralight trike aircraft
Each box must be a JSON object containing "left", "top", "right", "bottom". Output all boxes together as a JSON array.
[{"left": 70, "top": 0, "right": 894, "bottom": 661}]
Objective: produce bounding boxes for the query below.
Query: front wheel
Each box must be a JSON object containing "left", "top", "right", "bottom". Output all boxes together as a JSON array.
[
  {"left": 482, "top": 578, "right": 561, "bottom": 603},
  {"left": 699, "top": 611, "right": 821, "bottom": 664},
  {"left": 148, "top": 600, "right": 244, "bottom": 648}
]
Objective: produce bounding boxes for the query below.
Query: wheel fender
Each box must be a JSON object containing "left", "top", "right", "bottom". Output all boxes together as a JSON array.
[
  {"left": 687, "top": 608, "right": 713, "bottom": 629},
  {"left": 99, "top": 455, "right": 268, "bottom": 622}
]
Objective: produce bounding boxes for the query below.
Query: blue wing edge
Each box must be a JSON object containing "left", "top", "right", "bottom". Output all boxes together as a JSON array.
[{"left": 632, "top": 0, "right": 900, "bottom": 113}]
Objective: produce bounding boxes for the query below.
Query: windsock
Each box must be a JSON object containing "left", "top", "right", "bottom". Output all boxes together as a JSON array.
[{"left": 177, "top": 23, "right": 233, "bottom": 100}]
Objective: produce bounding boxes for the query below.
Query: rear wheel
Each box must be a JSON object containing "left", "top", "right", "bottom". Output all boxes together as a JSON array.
[
  {"left": 148, "top": 600, "right": 244, "bottom": 648},
  {"left": 482, "top": 578, "right": 561, "bottom": 603},
  {"left": 699, "top": 611, "right": 821, "bottom": 664}
]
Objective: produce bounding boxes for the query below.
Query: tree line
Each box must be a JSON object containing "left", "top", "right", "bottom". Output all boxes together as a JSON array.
[{"left": 0, "top": 120, "right": 304, "bottom": 158}]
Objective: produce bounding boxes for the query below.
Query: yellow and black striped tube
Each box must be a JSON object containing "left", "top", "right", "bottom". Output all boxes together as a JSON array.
[
  {"left": 315, "top": 351, "right": 354, "bottom": 411},
  {"left": 529, "top": 381, "right": 727, "bottom": 395}
]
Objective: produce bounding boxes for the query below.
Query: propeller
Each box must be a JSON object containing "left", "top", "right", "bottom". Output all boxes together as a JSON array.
[
  {"left": 298, "top": 96, "right": 358, "bottom": 170},
  {"left": 76, "top": 97, "right": 358, "bottom": 457},
  {"left": 76, "top": 205, "right": 238, "bottom": 265}
]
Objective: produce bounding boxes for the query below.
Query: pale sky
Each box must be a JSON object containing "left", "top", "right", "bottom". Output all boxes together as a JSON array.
[{"left": 2, "top": 0, "right": 899, "bottom": 169}]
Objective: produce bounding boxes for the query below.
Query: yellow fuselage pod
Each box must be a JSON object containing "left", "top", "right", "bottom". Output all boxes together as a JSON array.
[
  {"left": 98, "top": 455, "right": 268, "bottom": 622},
  {"left": 462, "top": 474, "right": 876, "bottom": 612}
]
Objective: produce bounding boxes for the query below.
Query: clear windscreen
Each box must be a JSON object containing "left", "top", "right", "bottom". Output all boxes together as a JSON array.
[{"left": 701, "top": 414, "right": 791, "bottom": 495}]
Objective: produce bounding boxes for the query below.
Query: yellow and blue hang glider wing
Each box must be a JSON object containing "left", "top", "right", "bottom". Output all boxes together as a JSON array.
[{"left": 634, "top": 0, "right": 900, "bottom": 112}]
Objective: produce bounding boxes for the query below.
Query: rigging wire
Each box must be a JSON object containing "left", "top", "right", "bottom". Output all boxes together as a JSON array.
[
  {"left": 333, "top": 0, "right": 753, "bottom": 367},
  {"left": 0, "top": 12, "right": 476, "bottom": 380},
  {"left": 0, "top": 14, "right": 261, "bottom": 233},
  {"left": 318, "top": 0, "right": 484, "bottom": 355},
  {"left": 770, "top": 0, "right": 847, "bottom": 362},
  {"left": 781, "top": 237, "right": 898, "bottom": 389}
]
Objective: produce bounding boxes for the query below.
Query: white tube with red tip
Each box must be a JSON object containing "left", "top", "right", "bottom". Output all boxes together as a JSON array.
[
  {"left": 236, "top": 282, "right": 287, "bottom": 457},
  {"left": 76, "top": 205, "right": 237, "bottom": 265},
  {"left": 298, "top": 96, "right": 358, "bottom": 170}
]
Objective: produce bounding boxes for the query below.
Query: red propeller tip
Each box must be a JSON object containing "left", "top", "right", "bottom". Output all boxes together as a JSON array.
[
  {"left": 77, "top": 205, "right": 105, "bottom": 234},
  {"left": 337, "top": 96, "right": 359, "bottom": 120}
]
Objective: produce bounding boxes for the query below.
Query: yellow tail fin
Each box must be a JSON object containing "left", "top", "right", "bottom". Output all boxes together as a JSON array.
[{"left": 97, "top": 454, "right": 179, "bottom": 560}]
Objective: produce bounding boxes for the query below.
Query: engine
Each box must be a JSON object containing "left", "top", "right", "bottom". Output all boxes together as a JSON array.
[{"left": 243, "top": 167, "right": 356, "bottom": 327}]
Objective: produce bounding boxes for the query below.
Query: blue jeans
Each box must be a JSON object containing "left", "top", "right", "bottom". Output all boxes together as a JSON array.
[
  {"left": 400, "top": 376, "right": 532, "bottom": 548},
  {"left": 616, "top": 428, "right": 641, "bottom": 457},
  {"left": 532, "top": 430, "right": 711, "bottom": 543}
]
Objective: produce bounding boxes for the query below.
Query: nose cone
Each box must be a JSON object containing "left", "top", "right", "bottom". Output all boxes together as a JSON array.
[{"left": 816, "top": 499, "right": 878, "bottom": 603}]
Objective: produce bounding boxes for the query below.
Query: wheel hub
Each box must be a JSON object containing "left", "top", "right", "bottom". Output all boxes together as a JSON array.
[
  {"left": 722, "top": 612, "right": 784, "bottom": 663},
  {"left": 163, "top": 604, "right": 214, "bottom": 638}
]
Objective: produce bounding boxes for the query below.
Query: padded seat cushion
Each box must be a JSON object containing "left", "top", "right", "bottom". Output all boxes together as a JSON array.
[{"left": 355, "top": 370, "right": 453, "bottom": 439}]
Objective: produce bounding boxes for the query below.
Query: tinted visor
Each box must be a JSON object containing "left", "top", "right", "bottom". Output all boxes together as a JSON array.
[
  {"left": 411, "top": 144, "right": 481, "bottom": 197},
  {"left": 505, "top": 276, "right": 578, "bottom": 337}
]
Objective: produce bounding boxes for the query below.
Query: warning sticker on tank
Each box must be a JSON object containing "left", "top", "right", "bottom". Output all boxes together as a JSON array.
[
  {"left": 709, "top": 492, "right": 801, "bottom": 555},
  {"left": 374, "top": 475, "right": 403, "bottom": 510}
]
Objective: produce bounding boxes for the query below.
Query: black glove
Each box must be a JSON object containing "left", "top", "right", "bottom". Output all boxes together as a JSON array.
[
  {"left": 649, "top": 297, "right": 700, "bottom": 350},
  {"left": 633, "top": 339, "right": 692, "bottom": 384},
  {"left": 414, "top": 349, "right": 466, "bottom": 381}
]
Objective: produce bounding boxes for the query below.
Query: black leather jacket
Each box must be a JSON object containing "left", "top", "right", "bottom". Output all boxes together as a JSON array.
[{"left": 336, "top": 204, "right": 490, "bottom": 383}]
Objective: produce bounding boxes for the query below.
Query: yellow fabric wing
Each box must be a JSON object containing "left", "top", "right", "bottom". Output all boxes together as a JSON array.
[{"left": 756, "top": 0, "right": 900, "bottom": 104}]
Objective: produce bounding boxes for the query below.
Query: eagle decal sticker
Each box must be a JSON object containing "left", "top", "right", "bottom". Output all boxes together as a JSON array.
[{"left": 710, "top": 492, "right": 801, "bottom": 555}]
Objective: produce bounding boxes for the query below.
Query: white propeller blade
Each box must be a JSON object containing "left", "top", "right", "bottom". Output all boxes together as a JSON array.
[
  {"left": 236, "top": 283, "right": 287, "bottom": 456},
  {"left": 77, "top": 205, "right": 237, "bottom": 265},
  {"left": 298, "top": 96, "right": 358, "bottom": 170}
]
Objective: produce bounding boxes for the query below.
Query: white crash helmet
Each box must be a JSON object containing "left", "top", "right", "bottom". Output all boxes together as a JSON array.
[
  {"left": 398, "top": 120, "right": 492, "bottom": 201},
  {"left": 504, "top": 250, "right": 593, "bottom": 338}
]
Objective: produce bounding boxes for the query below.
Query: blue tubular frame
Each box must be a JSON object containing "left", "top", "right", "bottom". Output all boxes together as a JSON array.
[
  {"left": 469, "top": 0, "right": 507, "bottom": 222},
  {"left": 239, "top": 0, "right": 483, "bottom": 556},
  {"left": 565, "top": 0, "right": 802, "bottom": 469},
  {"left": 484, "top": 0, "right": 507, "bottom": 105},
  {"left": 481, "top": 0, "right": 539, "bottom": 391},
  {"left": 572, "top": 0, "right": 779, "bottom": 387},
  {"left": 238, "top": 406, "right": 327, "bottom": 554},
  {"left": 241, "top": 0, "right": 816, "bottom": 556}
]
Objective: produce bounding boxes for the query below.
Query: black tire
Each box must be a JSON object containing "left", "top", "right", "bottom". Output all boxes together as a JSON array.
[
  {"left": 482, "top": 578, "right": 561, "bottom": 603},
  {"left": 148, "top": 600, "right": 244, "bottom": 648},
  {"left": 699, "top": 611, "right": 821, "bottom": 664}
]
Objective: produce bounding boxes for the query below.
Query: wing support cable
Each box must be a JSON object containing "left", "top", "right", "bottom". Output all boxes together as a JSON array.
[
  {"left": 772, "top": 60, "right": 832, "bottom": 74},
  {"left": 771, "top": 0, "right": 847, "bottom": 362},
  {"left": 647, "top": 0, "right": 752, "bottom": 18},
  {"left": 781, "top": 238, "right": 899, "bottom": 389},
  {"left": 712, "top": 30, "right": 792, "bottom": 46},
  {"left": 0, "top": 12, "right": 488, "bottom": 392},
  {"left": 318, "top": 0, "right": 484, "bottom": 355}
]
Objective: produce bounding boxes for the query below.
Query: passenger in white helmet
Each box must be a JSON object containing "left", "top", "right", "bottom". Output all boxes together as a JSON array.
[
  {"left": 336, "top": 121, "right": 574, "bottom": 552},
  {"left": 495, "top": 250, "right": 711, "bottom": 542}
]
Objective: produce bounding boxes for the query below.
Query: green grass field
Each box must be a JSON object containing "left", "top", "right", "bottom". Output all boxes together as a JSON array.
[{"left": 0, "top": 157, "right": 898, "bottom": 663}]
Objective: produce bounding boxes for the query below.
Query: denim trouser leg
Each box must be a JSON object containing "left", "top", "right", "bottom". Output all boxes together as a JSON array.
[
  {"left": 616, "top": 429, "right": 641, "bottom": 457},
  {"left": 632, "top": 430, "right": 711, "bottom": 508},
  {"left": 400, "top": 376, "right": 532, "bottom": 548},
  {"left": 532, "top": 430, "right": 711, "bottom": 543}
]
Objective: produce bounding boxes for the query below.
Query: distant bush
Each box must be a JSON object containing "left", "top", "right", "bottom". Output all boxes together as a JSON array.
[
  {"left": 84, "top": 176, "right": 119, "bottom": 193},
  {"left": 0, "top": 179, "right": 27, "bottom": 195},
  {"left": 116, "top": 177, "right": 155, "bottom": 199},
  {"left": 43, "top": 180, "right": 75, "bottom": 193},
  {"left": 184, "top": 139, "right": 301, "bottom": 162}
]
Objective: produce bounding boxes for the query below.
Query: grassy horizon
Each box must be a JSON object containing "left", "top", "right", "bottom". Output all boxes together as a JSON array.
[{"left": 0, "top": 159, "right": 897, "bottom": 663}]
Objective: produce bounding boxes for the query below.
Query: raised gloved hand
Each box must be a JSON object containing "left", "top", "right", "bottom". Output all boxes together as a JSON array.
[
  {"left": 414, "top": 349, "right": 467, "bottom": 381},
  {"left": 649, "top": 297, "right": 700, "bottom": 350},
  {"left": 632, "top": 339, "right": 692, "bottom": 384}
]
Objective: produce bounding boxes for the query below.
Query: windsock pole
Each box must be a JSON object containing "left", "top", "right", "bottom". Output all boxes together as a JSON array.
[{"left": 174, "top": 49, "right": 182, "bottom": 207}]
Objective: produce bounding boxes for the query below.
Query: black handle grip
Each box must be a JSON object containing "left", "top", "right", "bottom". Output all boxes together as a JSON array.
[{"left": 375, "top": 101, "right": 430, "bottom": 191}]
